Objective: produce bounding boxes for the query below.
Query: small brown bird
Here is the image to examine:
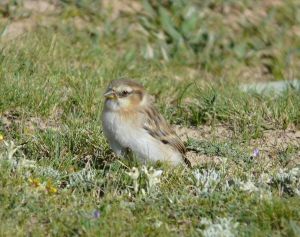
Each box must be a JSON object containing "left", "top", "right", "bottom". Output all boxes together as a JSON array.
[{"left": 101, "top": 79, "right": 189, "bottom": 166}]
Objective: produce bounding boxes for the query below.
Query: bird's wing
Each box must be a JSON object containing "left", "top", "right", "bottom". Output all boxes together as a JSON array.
[{"left": 141, "top": 106, "right": 186, "bottom": 154}]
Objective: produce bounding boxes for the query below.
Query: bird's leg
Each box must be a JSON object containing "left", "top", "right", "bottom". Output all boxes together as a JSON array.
[{"left": 123, "top": 147, "right": 133, "bottom": 159}]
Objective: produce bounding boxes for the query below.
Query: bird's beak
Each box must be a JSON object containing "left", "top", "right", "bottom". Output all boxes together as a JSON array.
[{"left": 104, "top": 89, "right": 117, "bottom": 99}]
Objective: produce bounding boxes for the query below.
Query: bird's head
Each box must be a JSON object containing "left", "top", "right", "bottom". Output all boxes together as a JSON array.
[{"left": 103, "top": 79, "right": 149, "bottom": 111}]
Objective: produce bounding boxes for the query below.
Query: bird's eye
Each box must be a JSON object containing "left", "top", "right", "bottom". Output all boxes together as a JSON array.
[{"left": 120, "top": 90, "right": 129, "bottom": 97}]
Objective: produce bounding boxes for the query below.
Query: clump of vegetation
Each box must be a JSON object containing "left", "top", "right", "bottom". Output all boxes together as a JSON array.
[{"left": 136, "top": 0, "right": 300, "bottom": 80}]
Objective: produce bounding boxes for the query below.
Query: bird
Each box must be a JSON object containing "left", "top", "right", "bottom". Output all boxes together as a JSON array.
[{"left": 101, "top": 78, "right": 189, "bottom": 166}]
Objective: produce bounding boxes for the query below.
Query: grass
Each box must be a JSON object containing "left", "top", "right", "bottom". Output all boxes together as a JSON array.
[{"left": 0, "top": 0, "right": 300, "bottom": 236}]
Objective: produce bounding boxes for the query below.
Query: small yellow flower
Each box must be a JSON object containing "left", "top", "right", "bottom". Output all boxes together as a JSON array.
[
  {"left": 0, "top": 134, "right": 4, "bottom": 141},
  {"left": 29, "top": 178, "right": 41, "bottom": 188},
  {"left": 46, "top": 181, "right": 58, "bottom": 194}
]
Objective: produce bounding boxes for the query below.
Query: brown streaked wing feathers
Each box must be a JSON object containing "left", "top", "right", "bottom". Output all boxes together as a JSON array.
[{"left": 142, "top": 106, "right": 186, "bottom": 154}]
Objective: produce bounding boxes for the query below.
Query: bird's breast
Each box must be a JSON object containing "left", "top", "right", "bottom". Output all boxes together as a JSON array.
[{"left": 102, "top": 110, "right": 141, "bottom": 146}]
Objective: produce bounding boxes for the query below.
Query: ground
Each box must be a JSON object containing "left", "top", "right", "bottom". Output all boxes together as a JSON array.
[{"left": 0, "top": 1, "right": 299, "bottom": 236}]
